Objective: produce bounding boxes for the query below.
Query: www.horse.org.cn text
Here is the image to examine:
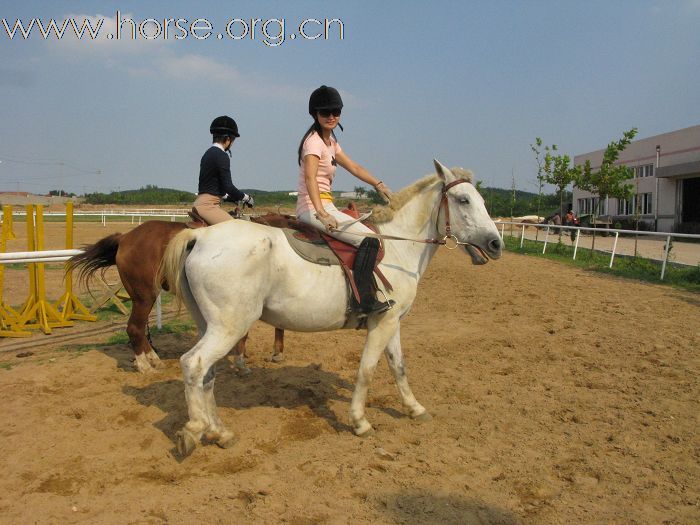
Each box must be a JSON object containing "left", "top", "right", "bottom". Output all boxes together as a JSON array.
[{"left": 1, "top": 11, "right": 345, "bottom": 47}]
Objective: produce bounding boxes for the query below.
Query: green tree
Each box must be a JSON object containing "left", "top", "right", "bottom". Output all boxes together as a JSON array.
[
  {"left": 543, "top": 152, "right": 581, "bottom": 241},
  {"left": 574, "top": 127, "right": 638, "bottom": 250},
  {"left": 531, "top": 138, "right": 557, "bottom": 240},
  {"left": 354, "top": 185, "right": 367, "bottom": 198}
]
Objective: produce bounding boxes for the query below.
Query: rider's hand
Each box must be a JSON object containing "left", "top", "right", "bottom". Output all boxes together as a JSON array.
[
  {"left": 241, "top": 193, "right": 255, "bottom": 208},
  {"left": 375, "top": 181, "right": 393, "bottom": 203},
  {"left": 315, "top": 211, "right": 338, "bottom": 231}
]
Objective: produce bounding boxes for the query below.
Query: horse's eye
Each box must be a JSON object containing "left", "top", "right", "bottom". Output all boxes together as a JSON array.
[{"left": 459, "top": 198, "right": 469, "bottom": 205}]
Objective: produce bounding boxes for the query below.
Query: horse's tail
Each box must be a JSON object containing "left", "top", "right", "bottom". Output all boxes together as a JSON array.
[
  {"left": 157, "top": 227, "right": 199, "bottom": 310},
  {"left": 66, "top": 233, "right": 122, "bottom": 291}
]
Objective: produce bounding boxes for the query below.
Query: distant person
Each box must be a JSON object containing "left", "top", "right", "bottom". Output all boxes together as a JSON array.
[
  {"left": 565, "top": 209, "right": 578, "bottom": 240},
  {"left": 547, "top": 212, "right": 562, "bottom": 226},
  {"left": 192, "top": 115, "right": 254, "bottom": 225},
  {"left": 296, "top": 85, "right": 394, "bottom": 314}
]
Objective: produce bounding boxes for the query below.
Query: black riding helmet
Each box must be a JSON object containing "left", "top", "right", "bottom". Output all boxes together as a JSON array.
[
  {"left": 209, "top": 115, "right": 240, "bottom": 137},
  {"left": 308, "top": 85, "right": 343, "bottom": 115}
]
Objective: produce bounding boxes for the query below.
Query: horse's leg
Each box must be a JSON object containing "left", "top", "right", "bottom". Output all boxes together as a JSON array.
[
  {"left": 177, "top": 328, "right": 241, "bottom": 456},
  {"left": 383, "top": 325, "right": 430, "bottom": 421},
  {"left": 271, "top": 328, "right": 284, "bottom": 363},
  {"left": 232, "top": 334, "right": 251, "bottom": 376},
  {"left": 349, "top": 317, "right": 399, "bottom": 436},
  {"left": 122, "top": 288, "right": 160, "bottom": 373}
]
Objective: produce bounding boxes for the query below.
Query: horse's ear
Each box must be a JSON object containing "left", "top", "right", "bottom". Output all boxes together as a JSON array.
[{"left": 433, "top": 159, "right": 452, "bottom": 181}]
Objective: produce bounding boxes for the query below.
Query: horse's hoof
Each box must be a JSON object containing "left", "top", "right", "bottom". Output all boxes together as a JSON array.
[
  {"left": 270, "top": 353, "right": 284, "bottom": 363},
  {"left": 134, "top": 355, "right": 153, "bottom": 374},
  {"left": 216, "top": 434, "right": 238, "bottom": 449},
  {"left": 147, "top": 356, "right": 165, "bottom": 369},
  {"left": 412, "top": 411, "right": 433, "bottom": 423},
  {"left": 353, "top": 422, "right": 375, "bottom": 438},
  {"left": 236, "top": 366, "right": 252, "bottom": 377},
  {"left": 357, "top": 427, "right": 375, "bottom": 438},
  {"left": 135, "top": 363, "right": 154, "bottom": 374},
  {"left": 176, "top": 430, "right": 198, "bottom": 457}
]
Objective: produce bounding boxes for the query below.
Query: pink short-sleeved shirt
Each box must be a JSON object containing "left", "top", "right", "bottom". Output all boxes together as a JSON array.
[{"left": 296, "top": 132, "right": 342, "bottom": 216}]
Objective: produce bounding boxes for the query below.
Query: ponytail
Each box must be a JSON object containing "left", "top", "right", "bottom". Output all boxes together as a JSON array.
[{"left": 297, "top": 119, "right": 340, "bottom": 165}]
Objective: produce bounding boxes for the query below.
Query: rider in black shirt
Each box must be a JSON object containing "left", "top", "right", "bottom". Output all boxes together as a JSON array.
[{"left": 193, "top": 115, "right": 254, "bottom": 224}]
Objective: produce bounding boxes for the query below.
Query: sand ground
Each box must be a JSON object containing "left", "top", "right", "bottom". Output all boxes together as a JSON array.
[{"left": 0, "top": 218, "right": 698, "bottom": 524}]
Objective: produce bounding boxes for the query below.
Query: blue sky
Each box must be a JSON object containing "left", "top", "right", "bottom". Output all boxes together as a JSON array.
[{"left": 1, "top": 1, "right": 699, "bottom": 195}]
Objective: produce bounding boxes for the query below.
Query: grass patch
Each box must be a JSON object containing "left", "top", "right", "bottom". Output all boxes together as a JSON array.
[
  {"left": 106, "top": 332, "right": 130, "bottom": 345},
  {"left": 92, "top": 302, "right": 129, "bottom": 322},
  {"left": 0, "top": 362, "right": 13, "bottom": 370},
  {"left": 151, "top": 318, "right": 195, "bottom": 335},
  {"left": 503, "top": 236, "right": 700, "bottom": 292}
]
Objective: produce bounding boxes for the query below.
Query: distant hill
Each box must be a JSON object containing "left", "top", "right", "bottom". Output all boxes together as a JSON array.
[
  {"left": 84, "top": 185, "right": 195, "bottom": 205},
  {"left": 480, "top": 186, "right": 569, "bottom": 218},
  {"left": 81, "top": 184, "right": 569, "bottom": 217}
]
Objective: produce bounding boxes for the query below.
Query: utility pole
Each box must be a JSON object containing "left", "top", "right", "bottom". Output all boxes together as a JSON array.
[{"left": 654, "top": 145, "right": 660, "bottom": 231}]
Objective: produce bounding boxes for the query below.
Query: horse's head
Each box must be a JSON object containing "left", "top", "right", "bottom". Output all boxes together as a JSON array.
[{"left": 434, "top": 159, "right": 502, "bottom": 265}]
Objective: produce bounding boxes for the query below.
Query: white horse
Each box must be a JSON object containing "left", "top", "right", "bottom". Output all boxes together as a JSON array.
[{"left": 161, "top": 160, "right": 502, "bottom": 456}]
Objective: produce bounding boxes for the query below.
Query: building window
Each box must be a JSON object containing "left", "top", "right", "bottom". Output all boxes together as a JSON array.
[
  {"left": 617, "top": 197, "right": 632, "bottom": 215},
  {"left": 641, "top": 192, "right": 652, "bottom": 214},
  {"left": 578, "top": 198, "right": 588, "bottom": 214},
  {"left": 594, "top": 197, "right": 606, "bottom": 215},
  {"left": 634, "top": 164, "right": 654, "bottom": 178}
]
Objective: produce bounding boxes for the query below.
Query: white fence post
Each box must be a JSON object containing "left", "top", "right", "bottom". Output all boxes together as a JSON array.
[
  {"left": 610, "top": 232, "right": 619, "bottom": 268},
  {"left": 500, "top": 223, "right": 505, "bottom": 240},
  {"left": 156, "top": 293, "right": 162, "bottom": 329},
  {"left": 661, "top": 235, "right": 672, "bottom": 280},
  {"left": 573, "top": 228, "right": 581, "bottom": 260},
  {"left": 543, "top": 225, "right": 550, "bottom": 254},
  {"left": 520, "top": 225, "right": 525, "bottom": 248}
]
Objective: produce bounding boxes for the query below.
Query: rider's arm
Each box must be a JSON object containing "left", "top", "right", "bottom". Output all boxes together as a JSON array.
[
  {"left": 335, "top": 151, "right": 391, "bottom": 199},
  {"left": 335, "top": 151, "right": 381, "bottom": 188},
  {"left": 216, "top": 151, "right": 245, "bottom": 202},
  {"left": 303, "top": 154, "right": 330, "bottom": 218}
]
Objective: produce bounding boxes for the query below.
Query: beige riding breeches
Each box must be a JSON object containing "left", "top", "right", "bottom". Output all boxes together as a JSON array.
[{"left": 193, "top": 193, "right": 234, "bottom": 225}]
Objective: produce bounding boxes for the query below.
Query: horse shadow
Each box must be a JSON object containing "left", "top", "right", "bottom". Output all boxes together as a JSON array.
[
  {"left": 122, "top": 361, "right": 376, "bottom": 444},
  {"left": 99, "top": 330, "right": 405, "bottom": 447}
]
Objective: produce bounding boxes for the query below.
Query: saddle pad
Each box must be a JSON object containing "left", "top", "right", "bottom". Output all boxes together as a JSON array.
[
  {"left": 282, "top": 228, "right": 341, "bottom": 266},
  {"left": 253, "top": 206, "right": 385, "bottom": 270}
]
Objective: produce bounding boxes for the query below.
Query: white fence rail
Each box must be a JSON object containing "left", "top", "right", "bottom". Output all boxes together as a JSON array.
[
  {"left": 0, "top": 248, "right": 162, "bottom": 327},
  {"left": 496, "top": 221, "right": 700, "bottom": 280},
  {"left": 12, "top": 209, "right": 190, "bottom": 226}
]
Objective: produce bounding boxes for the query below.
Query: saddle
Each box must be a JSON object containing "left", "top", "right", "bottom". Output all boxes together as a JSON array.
[
  {"left": 250, "top": 204, "right": 392, "bottom": 303},
  {"left": 186, "top": 208, "right": 209, "bottom": 229},
  {"left": 186, "top": 204, "right": 392, "bottom": 303}
]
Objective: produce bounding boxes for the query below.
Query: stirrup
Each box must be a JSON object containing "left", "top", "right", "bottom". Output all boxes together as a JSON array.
[
  {"left": 356, "top": 289, "right": 395, "bottom": 315},
  {"left": 364, "top": 299, "right": 395, "bottom": 314}
]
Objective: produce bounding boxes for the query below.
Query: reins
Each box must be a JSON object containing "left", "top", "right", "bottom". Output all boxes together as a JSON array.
[{"left": 331, "top": 178, "right": 474, "bottom": 250}]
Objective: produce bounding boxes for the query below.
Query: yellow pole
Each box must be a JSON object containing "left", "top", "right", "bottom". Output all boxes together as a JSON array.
[
  {"left": 24, "top": 205, "right": 37, "bottom": 310},
  {"left": 0, "top": 206, "right": 30, "bottom": 337},
  {"left": 56, "top": 201, "right": 95, "bottom": 322},
  {"left": 17, "top": 204, "right": 72, "bottom": 333}
]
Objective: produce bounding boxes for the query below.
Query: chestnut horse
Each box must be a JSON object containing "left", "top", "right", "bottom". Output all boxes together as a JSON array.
[{"left": 68, "top": 220, "right": 284, "bottom": 373}]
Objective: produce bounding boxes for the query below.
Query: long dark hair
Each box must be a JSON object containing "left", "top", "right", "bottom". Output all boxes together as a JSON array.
[{"left": 297, "top": 119, "right": 339, "bottom": 165}]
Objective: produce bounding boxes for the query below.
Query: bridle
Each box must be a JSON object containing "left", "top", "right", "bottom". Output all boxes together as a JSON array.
[
  {"left": 434, "top": 178, "right": 471, "bottom": 250},
  {"left": 315, "top": 178, "right": 480, "bottom": 251}
]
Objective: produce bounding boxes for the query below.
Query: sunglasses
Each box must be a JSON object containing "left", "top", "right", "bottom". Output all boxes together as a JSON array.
[{"left": 318, "top": 108, "right": 342, "bottom": 118}]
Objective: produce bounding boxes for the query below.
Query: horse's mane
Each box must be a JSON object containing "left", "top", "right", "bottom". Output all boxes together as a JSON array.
[{"left": 369, "top": 167, "right": 474, "bottom": 224}]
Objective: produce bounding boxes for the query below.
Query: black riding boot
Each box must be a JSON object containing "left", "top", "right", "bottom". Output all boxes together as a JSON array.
[{"left": 353, "top": 238, "right": 394, "bottom": 315}]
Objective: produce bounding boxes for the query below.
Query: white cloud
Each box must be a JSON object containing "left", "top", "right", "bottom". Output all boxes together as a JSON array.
[
  {"left": 49, "top": 12, "right": 170, "bottom": 55},
  {"left": 41, "top": 12, "right": 343, "bottom": 103}
]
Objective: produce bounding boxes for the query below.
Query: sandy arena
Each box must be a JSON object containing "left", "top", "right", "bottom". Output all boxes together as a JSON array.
[{"left": 0, "top": 220, "right": 698, "bottom": 524}]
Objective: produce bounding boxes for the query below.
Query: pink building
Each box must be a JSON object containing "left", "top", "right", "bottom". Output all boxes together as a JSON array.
[{"left": 572, "top": 125, "right": 700, "bottom": 233}]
